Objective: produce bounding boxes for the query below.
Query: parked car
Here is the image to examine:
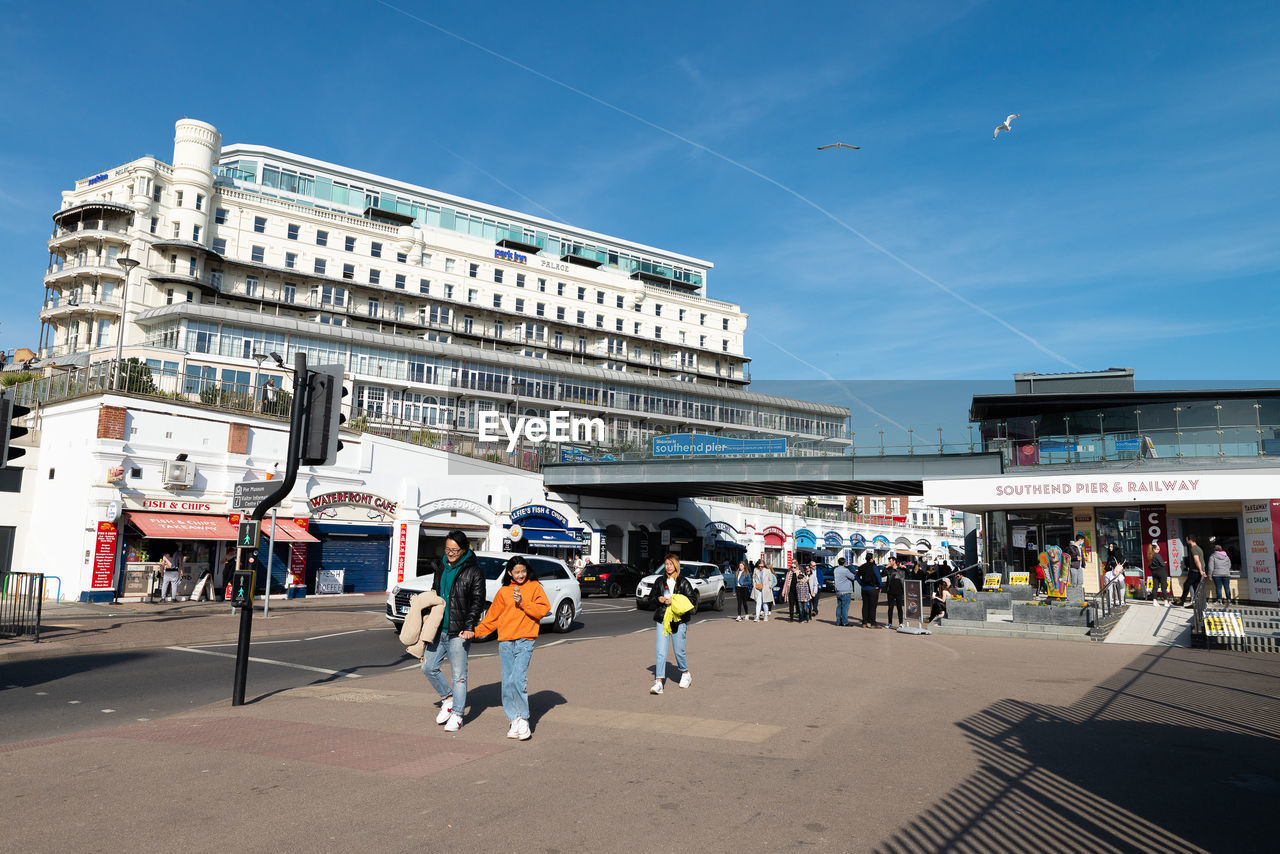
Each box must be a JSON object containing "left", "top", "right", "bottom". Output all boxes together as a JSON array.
[
  {"left": 578, "top": 562, "right": 646, "bottom": 598},
  {"left": 635, "top": 560, "right": 726, "bottom": 612},
  {"left": 386, "top": 551, "right": 581, "bottom": 635}
]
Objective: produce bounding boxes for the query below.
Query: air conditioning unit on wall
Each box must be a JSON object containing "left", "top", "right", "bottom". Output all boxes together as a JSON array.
[{"left": 162, "top": 460, "right": 195, "bottom": 489}]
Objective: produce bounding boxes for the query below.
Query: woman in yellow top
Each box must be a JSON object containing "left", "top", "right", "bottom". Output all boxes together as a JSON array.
[{"left": 475, "top": 555, "right": 550, "bottom": 740}]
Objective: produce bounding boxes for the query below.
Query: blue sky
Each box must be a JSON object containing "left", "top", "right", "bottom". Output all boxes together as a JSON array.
[{"left": 1, "top": 1, "right": 1276, "bottom": 438}]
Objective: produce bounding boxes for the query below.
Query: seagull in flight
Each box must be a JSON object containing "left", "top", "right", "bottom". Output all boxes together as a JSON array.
[
  {"left": 817, "top": 142, "right": 860, "bottom": 151},
  {"left": 993, "top": 114, "right": 1021, "bottom": 140}
]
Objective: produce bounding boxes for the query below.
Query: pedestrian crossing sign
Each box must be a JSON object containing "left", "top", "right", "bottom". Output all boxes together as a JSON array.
[
  {"left": 231, "top": 570, "right": 255, "bottom": 607},
  {"left": 237, "top": 520, "right": 260, "bottom": 549}
]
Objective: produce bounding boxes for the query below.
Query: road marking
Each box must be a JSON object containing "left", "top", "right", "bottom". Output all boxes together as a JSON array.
[
  {"left": 306, "top": 629, "right": 368, "bottom": 641},
  {"left": 101, "top": 709, "right": 116, "bottom": 714},
  {"left": 68, "top": 700, "right": 81, "bottom": 704},
  {"left": 35, "top": 691, "right": 48, "bottom": 696},
  {"left": 167, "top": 646, "right": 362, "bottom": 679},
  {"left": 548, "top": 706, "right": 782, "bottom": 743},
  {"left": 540, "top": 639, "right": 568, "bottom": 648}
]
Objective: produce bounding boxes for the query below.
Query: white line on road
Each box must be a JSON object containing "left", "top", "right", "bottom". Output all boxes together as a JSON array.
[
  {"left": 540, "top": 639, "right": 568, "bottom": 648},
  {"left": 167, "top": 646, "right": 362, "bottom": 679},
  {"left": 101, "top": 709, "right": 116, "bottom": 714},
  {"left": 305, "top": 629, "right": 368, "bottom": 641}
]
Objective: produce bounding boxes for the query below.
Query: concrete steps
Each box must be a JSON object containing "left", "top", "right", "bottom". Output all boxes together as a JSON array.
[{"left": 929, "top": 618, "right": 1092, "bottom": 642}]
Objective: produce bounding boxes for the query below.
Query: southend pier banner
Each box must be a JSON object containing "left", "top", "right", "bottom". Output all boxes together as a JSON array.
[{"left": 652, "top": 433, "right": 787, "bottom": 457}]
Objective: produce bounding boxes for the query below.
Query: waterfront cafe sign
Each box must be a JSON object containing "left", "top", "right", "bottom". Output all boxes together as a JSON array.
[{"left": 307, "top": 490, "right": 399, "bottom": 517}]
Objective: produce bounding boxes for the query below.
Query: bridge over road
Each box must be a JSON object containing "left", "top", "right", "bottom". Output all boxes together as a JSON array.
[{"left": 541, "top": 452, "right": 1004, "bottom": 502}]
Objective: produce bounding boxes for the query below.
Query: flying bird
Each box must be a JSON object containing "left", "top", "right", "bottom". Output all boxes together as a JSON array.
[
  {"left": 993, "top": 114, "right": 1021, "bottom": 140},
  {"left": 817, "top": 143, "right": 860, "bottom": 151}
]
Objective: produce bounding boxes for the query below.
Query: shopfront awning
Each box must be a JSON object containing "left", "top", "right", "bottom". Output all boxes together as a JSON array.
[
  {"left": 127, "top": 512, "right": 238, "bottom": 540},
  {"left": 522, "top": 528, "right": 585, "bottom": 548},
  {"left": 263, "top": 520, "right": 319, "bottom": 543}
]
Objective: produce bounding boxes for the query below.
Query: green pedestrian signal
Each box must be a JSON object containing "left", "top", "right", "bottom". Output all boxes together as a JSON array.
[
  {"left": 231, "top": 570, "right": 255, "bottom": 607},
  {"left": 237, "top": 520, "right": 260, "bottom": 549}
]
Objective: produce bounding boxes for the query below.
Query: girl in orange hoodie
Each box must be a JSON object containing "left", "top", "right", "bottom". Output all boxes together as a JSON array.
[{"left": 475, "top": 555, "right": 550, "bottom": 740}]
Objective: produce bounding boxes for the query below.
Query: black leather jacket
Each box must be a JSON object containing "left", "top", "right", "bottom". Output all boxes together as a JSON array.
[
  {"left": 647, "top": 574, "right": 696, "bottom": 624},
  {"left": 430, "top": 551, "right": 486, "bottom": 637}
]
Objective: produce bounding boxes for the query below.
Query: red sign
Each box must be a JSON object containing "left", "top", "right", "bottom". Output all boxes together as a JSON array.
[
  {"left": 92, "top": 521, "right": 118, "bottom": 589},
  {"left": 228, "top": 513, "right": 241, "bottom": 527},
  {"left": 292, "top": 517, "right": 309, "bottom": 531},
  {"left": 288, "top": 545, "right": 306, "bottom": 587},
  {"left": 396, "top": 523, "right": 408, "bottom": 583},
  {"left": 786, "top": 549, "right": 793, "bottom": 569},
  {"left": 143, "top": 499, "right": 214, "bottom": 512}
]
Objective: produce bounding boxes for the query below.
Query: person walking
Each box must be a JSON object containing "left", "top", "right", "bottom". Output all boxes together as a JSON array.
[
  {"left": 647, "top": 553, "right": 695, "bottom": 694},
  {"left": 422, "top": 530, "right": 486, "bottom": 732},
  {"left": 833, "top": 557, "right": 856, "bottom": 627},
  {"left": 808, "top": 560, "right": 823, "bottom": 618},
  {"left": 1148, "top": 542, "right": 1170, "bottom": 605},
  {"left": 884, "top": 556, "right": 906, "bottom": 629},
  {"left": 782, "top": 565, "right": 801, "bottom": 622},
  {"left": 474, "top": 555, "right": 550, "bottom": 741},
  {"left": 1207, "top": 541, "right": 1233, "bottom": 606},
  {"left": 734, "top": 560, "right": 753, "bottom": 621},
  {"left": 795, "top": 565, "right": 813, "bottom": 622},
  {"left": 262, "top": 377, "right": 277, "bottom": 414},
  {"left": 751, "top": 560, "right": 774, "bottom": 621},
  {"left": 1178, "top": 534, "right": 1205, "bottom": 607},
  {"left": 927, "top": 578, "right": 952, "bottom": 625},
  {"left": 858, "top": 555, "right": 882, "bottom": 628}
]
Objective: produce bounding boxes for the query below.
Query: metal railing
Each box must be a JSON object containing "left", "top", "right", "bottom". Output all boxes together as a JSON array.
[
  {"left": 1091, "top": 574, "right": 1128, "bottom": 624},
  {"left": 1190, "top": 572, "right": 1209, "bottom": 643},
  {"left": 0, "top": 572, "right": 46, "bottom": 641}
]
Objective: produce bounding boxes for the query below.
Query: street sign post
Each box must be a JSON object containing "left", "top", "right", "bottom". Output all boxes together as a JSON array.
[{"left": 232, "top": 481, "right": 276, "bottom": 511}]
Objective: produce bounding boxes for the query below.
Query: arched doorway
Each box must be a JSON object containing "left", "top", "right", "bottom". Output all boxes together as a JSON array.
[
  {"left": 604, "top": 524, "right": 624, "bottom": 563},
  {"left": 658, "top": 517, "right": 701, "bottom": 562}
]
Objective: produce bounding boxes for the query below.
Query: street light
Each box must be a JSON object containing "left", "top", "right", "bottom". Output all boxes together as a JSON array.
[
  {"left": 114, "top": 254, "right": 140, "bottom": 390},
  {"left": 252, "top": 353, "right": 266, "bottom": 412}
]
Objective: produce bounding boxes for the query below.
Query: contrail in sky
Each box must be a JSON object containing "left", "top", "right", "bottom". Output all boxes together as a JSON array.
[
  {"left": 371, "top": 0, "right": 1083, "bottom": 371},
  {"left": 428, "top": 138, "right": 566, "bottom": 223}
]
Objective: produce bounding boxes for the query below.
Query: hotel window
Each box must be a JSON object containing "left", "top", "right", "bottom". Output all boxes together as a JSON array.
[
  {"left": 557, "top": 282, "right": 565, "bottom": 296},
  {"left": 152, "top": 184, "right": 162, "bottom": 203},
  {"left": 214, "top": 208, "right": 228, "bottom": 225},
  {"left": 493, "top": 294, "right": 502, "bottom": 309},
  {"left": 445, "top": 258, "right": 456, "bottom": 273},
  {"left": 678, "top": 309, "right": 685, "bottom": 321},
  {"left": 150, "top": 216, "right": 158, "bottom": 234},
  {"left": 367, "top": 298, "right": 379, "bottom": 318},
  {"left": 699, "top": 335, "right": 706, "bottom": 348},
  {"left": 422, "top": 253, "right": 432, "bottom": 267},
  {"left": 553, "top": 332, "right": 563, "bottom": 348},
  {"left": 514, "top": 298, "right": 525, "bottom": 312},
  {"left": 468, "top": 289, "right": 477, "bottom": 304},
  {"left": 287, "top": 223, "right": 300, "bottom": 240},
  {"left": 634, "top": 322, "right": 641, "bottom": 335},
  {"left": 395, "top": 274, "right": 405, "bottom": 290},
  {"left": 429, "top": 306, "right": 450, "bottom": 324},
  {"left": 576, "top": 310, "right": 585, "bottom": 325},
  {"left": 212, "top": 238, "right": 227, "bottom": 254},
  {"left": 342, "top": 263, "right": 354, "bottom": 280},
  {"left": 208, "top": 271, "right": 222, "bottom": 290},
  {"left": 468, "top": 263, "right": 479, "bottom": 278},
  {"left": 345, "top": 236, "right": 356, "bottom": 252},
  {"left": 494, "top": 268, "right": 504, "bottom": 284},
  {"left": 172, "top": 222, "right": 181, "bottom": 238},
  {"left": 195, "top": 194, "right": 204, "bottom": 211},
  {"left": 371, "top": 241, "right": 382, "bottom": 258},
  {"left": 444, "top": 284, "right": 454, "bottom": 299},
  {"left": 596, "top": 314, "right": 604, "bottom": 328},
  {"left": 536, "top": 302, "right": 545, "bottom": 317},
  {"left": 419, "top": 279, "right": 430, "bottom": 295},
  {"left": 654, "top": 304, "right": 662, "bottom": 316},
  {"left": 188, "top": 257, "right": 198, "bottom": 276},
  {"left": 699, "top": 313, "right": 706, "bottom": 325},
  {"left": 251, "top": 246, "right": 265, "bottom": 263},
  {"left": 655, "top": 326, "right": 663, "bottom": 339},
  {"left": 722, "top": 339, "right": 729, "bottom": 352},
  {"left": 169, "top": 254, "right": 177, "bottom": 272},
  {"left": 316, "top": 229, "right": 328, "bottom": 246},
  {"left": 494, "top": 321, "right": 504, "bottom": 338},
  {"left": 463, "top": 316, "right": 473, "bottom": 333},
  {"left": 191, "top": 224, "right": 201, "bottom": 242},
  {"left": 285, "top": 252, "right": 297, "bottom": 269},
  {"left": 175, "top": 190, "right": 184, "bottom": 207},
  {"left": 186, "top": 291, "right": 194, "bottom": 303},
  {"left": 577, "top": 286, "right": 585, "bottom": 300},
  {"left": 246, "top": 276, "right": 259, "bottom": 297},
  {"left": 314, "top": 258, "right": 326, "bottom": 275},
  {"left": 556, "top": 307, "right": 565, "bottom": 321},
  {"left": 516, "top": 273, "right": 525, "bottom": 288},
  {"left": 369, "top": 269, "right": 380, "bottom": 285},
  {"left": 596, "top": 290, "right": 604, "bottom": 304},
  {"left": 616, "top": 296, "right": 624, "bottom": 309},
  {"left": 166, "top": 288, "right": 174, "bottom": 304},
  {"left": 722, "top": 318, "right": 729, "bottom": 330},
  {"left": 615, "top": 319, "right": 623, "bottom": 332},
  {"left": 283, "top": 284, "right": 296, "bottom": 304},
  {"left": 254, "top": 216, "right": 266, "bottom": 233},
  {"left": 397, "top": 252, "right": 407, "bottom": 263}
]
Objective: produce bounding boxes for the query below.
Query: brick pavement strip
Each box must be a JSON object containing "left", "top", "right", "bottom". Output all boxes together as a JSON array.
[{"left": 1, "top": 617, "right": 1273, "bottom": 852}]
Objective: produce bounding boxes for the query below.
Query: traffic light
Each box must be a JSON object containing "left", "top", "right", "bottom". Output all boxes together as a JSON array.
[
  {"left": 299, "top": 363, "right": 347, "bottom": 466},
  {"left": 237, "top": 520, "right": 261, "bottom": 549},
  {"left": 0, "top": 392, "right": 30, "bottom": 466}
]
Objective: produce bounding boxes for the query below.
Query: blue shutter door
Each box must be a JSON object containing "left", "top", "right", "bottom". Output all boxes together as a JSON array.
[{"left": 317, "top": 535, "right": 390, "bottom": 593}]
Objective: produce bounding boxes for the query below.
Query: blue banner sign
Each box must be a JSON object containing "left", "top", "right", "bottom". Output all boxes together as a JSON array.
[
  {"left": 651, "top": 433, "right": 786, "bottom": 457},
  {"left": 511, "top": 504, "right": 569, "bottom": 528}
]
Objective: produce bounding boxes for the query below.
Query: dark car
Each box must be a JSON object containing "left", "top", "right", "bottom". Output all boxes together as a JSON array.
[{"left": 578, "top": 562, "right": 645, "bottom": 598}]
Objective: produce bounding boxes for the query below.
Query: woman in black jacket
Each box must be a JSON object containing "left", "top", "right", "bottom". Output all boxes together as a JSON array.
[
  {"left": 647, "top": 553, "right": 696, "bottom": 695},
  {"left": 423, "top": 529, "right": 487, "bottom": 732}
]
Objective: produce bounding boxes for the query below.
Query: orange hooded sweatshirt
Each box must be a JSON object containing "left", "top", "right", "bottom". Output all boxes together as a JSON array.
[{"left": 475, "top": 579, "right": 550, "bottom": 641}]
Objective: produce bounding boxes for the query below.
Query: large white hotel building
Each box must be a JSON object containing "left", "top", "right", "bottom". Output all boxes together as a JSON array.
[{"left": 39, "top": 118, "right": 849, "bottom": 447}]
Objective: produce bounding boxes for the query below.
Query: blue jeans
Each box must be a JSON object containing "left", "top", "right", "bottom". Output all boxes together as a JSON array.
[
  {"left": 798, "top": 601, "right": 811, "bottom": 621},
  {"left": 498, "top": 638, "right": 535, "bottom": 722},
  {"left": 1212, "top": 576, "right": 1231, "bottom": 603},
  {"left": 421, "top": 633, "right": 470, "bottom": 714},
  {"left": 655, "top": 622, "right": 688, "bottom": 680},
  {"left": 835, "top": 592, "right": 852, "bottom": 626}
]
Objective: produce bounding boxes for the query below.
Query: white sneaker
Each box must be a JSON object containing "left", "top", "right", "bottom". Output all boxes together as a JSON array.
[
  {"left": 435, "top": 697, "right": 454, "bottom": 725},
  {"left": 516, "top": 718, "right": 531, "bottom": 741},
  {"left": 649, "top": 680, "right": 664, "bottom": 695},
  {"left": 506, "top": 720, "right": 520, "bottom": 739},
  {"left": 735, "top": 616, "right": 742, "bottom": 621},
  {"left": 443, "top": 713, "right": 463, "bottom": 732},
  {"left": 678, "top": 671, "right": 692, "bottom": 689}
]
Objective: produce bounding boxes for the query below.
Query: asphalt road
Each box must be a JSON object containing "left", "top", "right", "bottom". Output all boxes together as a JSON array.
[{"left": 0, "top": 593, "right": 703, "bottom": 744}]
